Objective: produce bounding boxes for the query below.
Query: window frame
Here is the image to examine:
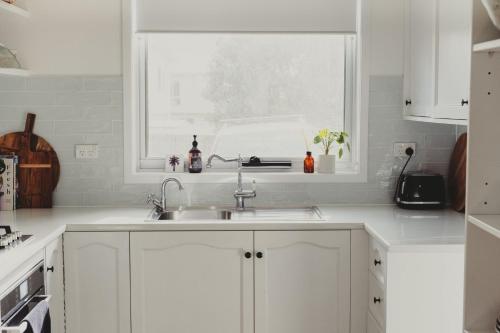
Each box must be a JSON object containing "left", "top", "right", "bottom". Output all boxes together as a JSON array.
[{"left": 122, "top": 0, "right": 369, "bottom": 184}]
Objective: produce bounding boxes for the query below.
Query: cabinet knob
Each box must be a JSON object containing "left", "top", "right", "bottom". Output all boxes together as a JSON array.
[
  {"left": 374, "top": 259, "right": 382, "bottom": 266},
  {"left": 461, "top": 99, "right": 469, "bottom": 106},
  {"left": 47, "top": 266, "right": 54, "bottom": 272},
  {"left": 405, "top": 99, "right": 412, "bottom": 106},
  {"left": 244, "top": 252, "right": 252, "bottom": 259},
  {"left": 256, "top": 251, "right": 264, "bottom": 259},
  {"left": 373, "top": 297, "right": 382, "bottom": 304}
]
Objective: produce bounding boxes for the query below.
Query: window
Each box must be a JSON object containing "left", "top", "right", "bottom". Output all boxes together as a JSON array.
[{"left": 138, "top": 33, "right": 357, "bottom": 171}]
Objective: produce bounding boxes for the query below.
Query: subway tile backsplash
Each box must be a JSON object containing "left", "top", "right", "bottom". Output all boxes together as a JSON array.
[{"left": 0, "top": 75, "right": 460, "bottom": 207}]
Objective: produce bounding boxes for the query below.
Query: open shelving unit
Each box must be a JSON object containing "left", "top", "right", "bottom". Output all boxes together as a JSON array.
[
  {"left": 0, "top": 0, "right": 29, "bottom": 17},
  {"left": 464, "top": 1, "right": 500, "bottom": 333}
]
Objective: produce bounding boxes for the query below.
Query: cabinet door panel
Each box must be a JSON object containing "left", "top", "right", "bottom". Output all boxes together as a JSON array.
[
  {"left": 130, "top": 231, "right": 254, "bottom": 333},
  {"left": 435, "top": 0, "right": 471, "bottom": 119},
  {"left": 64, "top": 232, "right": 130, "bottom": 333},
  {"left": 45, "top": 236, "right": 65, "bottom": 333},
  {"left": 254, "top": 231, "right": 350, "bottom": 333},
  {"left": 406, "top": 0, "right": 437, "bottom": 117}
]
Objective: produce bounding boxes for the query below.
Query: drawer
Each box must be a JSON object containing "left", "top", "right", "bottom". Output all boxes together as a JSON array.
[
  {"left": 367, "top": 311, "right": 384, "bottom": 333},
  {"left": 369, "top": 237, "right": 387, "bottom": 282},
  {"left": 369, "top": 272, "right": 386, "bottom": 328}
]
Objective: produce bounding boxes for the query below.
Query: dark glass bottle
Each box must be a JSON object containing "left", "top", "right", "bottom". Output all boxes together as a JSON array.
[
  {"left": 304, "top": 151, "right": 314, "bottom": 173},
  {"left": 188, "top": 135, "right": 202, "bottom": 173}
]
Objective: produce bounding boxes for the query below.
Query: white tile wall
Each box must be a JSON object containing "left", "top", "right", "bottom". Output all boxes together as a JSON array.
[{"left": 0, "top": 75, "right": 460, "bottom": 207}]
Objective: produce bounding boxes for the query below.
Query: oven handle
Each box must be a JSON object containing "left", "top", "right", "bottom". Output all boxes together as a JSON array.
[{"left": 0, "top": 295, "right": 51, "bottom": 333}]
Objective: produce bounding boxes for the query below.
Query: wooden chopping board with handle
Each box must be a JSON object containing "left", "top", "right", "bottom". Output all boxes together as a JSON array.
[
  {"left": 448, "top": 133, "right": 467, "bottom": 212},
  {"left": 0, "top": 113, "right": 60, "bottom": 208}
]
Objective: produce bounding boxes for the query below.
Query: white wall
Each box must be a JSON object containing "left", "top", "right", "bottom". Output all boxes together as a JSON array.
[
  {"left": 369, "top": 0, "right": 405, "bottom": 75},
  {"left": 0, "top": 0, "right": 122, "bottom": 75},
  {"left": 0, "top": 0, "right": 405, "bottom": 76}
]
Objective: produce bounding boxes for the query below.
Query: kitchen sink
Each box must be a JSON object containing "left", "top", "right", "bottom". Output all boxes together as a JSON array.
[
  {"left": 149, "top": 207, "right": 322, "bottom": 221},
  {"left": 154, "top": 209, "right": 233, "bottom": 221}
]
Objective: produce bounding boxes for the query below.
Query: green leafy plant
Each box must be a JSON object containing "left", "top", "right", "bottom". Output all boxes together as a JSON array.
[{"left": 313, "top": 129, "right": 351, "bottom": 159}]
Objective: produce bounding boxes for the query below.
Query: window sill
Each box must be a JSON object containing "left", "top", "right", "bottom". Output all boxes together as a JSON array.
[{"left": 124, "top": 169, "right": 367, "bottom": 184}]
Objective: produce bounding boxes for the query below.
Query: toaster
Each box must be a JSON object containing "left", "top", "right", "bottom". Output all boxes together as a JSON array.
[{"left": 395, "top": 172, "right": 446, "bottom": 209}]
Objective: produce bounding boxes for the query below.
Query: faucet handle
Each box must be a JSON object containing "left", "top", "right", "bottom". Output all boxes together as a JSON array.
[
  {"left": 252, "top": 179, "right": 257, "bottom": 192},
  {"left": 146, "top": 193, "right": 162, "bottom": 210}
]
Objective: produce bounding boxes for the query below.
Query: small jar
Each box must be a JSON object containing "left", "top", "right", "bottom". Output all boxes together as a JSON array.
[{"left": 304, "top": 151, "right": 314, "bottom": 173}]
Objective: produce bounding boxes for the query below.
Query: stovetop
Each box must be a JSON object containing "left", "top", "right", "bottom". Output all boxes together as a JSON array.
[{"left": 0, "top": 225, "right": 33, "bottom": 250}]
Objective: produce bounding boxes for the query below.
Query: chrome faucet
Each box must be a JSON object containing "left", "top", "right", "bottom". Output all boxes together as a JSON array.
[
  {"left": 206, "top": 154, "right": 256, "bottom": 210},
  {"left": 147, "top": 177, "right": 184, "bottom": 212}
]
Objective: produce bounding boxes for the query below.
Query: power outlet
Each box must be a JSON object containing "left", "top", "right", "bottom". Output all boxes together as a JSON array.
[
  {"left": 393, "top": 142, "right": 416, "bottom": 157},
  {"left": 75, "top": 144, "right": 99, "bottom": 159}
]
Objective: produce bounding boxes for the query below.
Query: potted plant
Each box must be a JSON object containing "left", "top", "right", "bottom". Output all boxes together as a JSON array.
[{"left": 313, "top": 129, "right": 350, "bottom": 174}]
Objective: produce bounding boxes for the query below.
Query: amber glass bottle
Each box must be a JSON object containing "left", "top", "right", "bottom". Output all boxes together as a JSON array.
[
  {"left": 304, "top": 151, "right": 314, "bottom": 173},
  {"left": 188, "top": 135, "right": 202, "bottom": 173}
]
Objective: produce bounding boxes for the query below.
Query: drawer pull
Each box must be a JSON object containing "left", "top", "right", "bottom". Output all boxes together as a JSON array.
[
  {"left": 244, "top": 252, "right": 252, "bottom": 259},
  {"left": 373, "top": 297, "right": 382, "bottom": 304},
  {"left": 47, "top": 266, "right": 54, "bottom": 272},
  {"left": 256, "top": 252, "right": 264, "bottom": 259},
  {"left": 374, "top": 259, "right": 382, "bottom": 266}
]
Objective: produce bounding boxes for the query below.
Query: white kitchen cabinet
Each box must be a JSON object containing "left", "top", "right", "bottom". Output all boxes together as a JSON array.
[
  {"left": 254, "top": 231, "right": 350, "bottom": 333},
  {"left": 64, "top": 232, "right": 130, "bottom": 333},
  {"left": 404, "top": 0, "right": 471, "bottom": 124},
  {"left": 45, "top": 236, "right": 65, "bottom": 333},
  {"left": 367, "top": 237, "right": 464, "bottom": 333},
  {"left": 130, "top": 231, "right": 254, "bottom": 333}
]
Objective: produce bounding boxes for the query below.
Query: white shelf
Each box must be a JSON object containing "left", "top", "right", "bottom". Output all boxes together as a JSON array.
[
  {"left": 468, "top": 215, "right": 500, "bottom": 239},
  {"left": 464, "top": 330, "right": 496, "bottom": 333},
  {"left": 0, "top": 1, "right": 29, "bottom": 17},
  {"left": 404, "top": 115, "right": 468, "bottom": 126},
  {"left": 0, "top": 68, "right": 30, "bottom": 76},
  {"left": 473, "top": 39, "right": 500, "bottom": 53}
]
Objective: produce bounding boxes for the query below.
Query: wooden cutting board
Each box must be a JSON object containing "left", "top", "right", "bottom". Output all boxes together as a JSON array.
[
  {"left": 0, "top": 113, "right": 60, "bottom": 208},
  {"left": 448, "top": 133, "right": 467, "bottom": 212}
]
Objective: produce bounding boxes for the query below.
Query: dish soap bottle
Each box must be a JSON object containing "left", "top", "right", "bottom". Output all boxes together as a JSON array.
[
  {"left": 304, "top": 151, "right": 314, "bottom": 173},
  {"left": 188, "top": 135, "right": 202, "bottom": 173}
]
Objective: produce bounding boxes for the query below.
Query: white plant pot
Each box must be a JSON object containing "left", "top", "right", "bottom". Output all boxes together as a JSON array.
[
  {"left": 482, "top": 0, "right": 500, "bottom": 30},
  {"left": 318, "top": 155, "right": 335, "bottom": 174}
]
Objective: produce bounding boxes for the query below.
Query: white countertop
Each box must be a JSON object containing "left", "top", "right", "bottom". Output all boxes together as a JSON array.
[{"left": 0, "top": 205, "right": 466, "bottom": 282}]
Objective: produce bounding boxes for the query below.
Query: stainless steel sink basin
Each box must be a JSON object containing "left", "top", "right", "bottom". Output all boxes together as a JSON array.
[
  {"left": 149, "top": 207, "right": 322, "bottom": 221},
  {"left": 155, "top": 209, "right": 232, "bottom": 221}
]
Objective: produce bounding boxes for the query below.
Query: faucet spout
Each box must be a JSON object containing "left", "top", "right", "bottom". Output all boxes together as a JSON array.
[{"left": 160, "top": 177, "right": 184, "bottom": 211}]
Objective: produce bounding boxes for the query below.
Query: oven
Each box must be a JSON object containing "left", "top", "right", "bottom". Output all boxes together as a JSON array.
[{"left": 0, "top": 261, "right": 51, "bottom": 333}]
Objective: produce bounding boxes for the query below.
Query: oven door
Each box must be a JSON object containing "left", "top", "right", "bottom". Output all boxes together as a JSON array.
[{"left": 0, "top": 295, "right": 51, "bottom": 333}]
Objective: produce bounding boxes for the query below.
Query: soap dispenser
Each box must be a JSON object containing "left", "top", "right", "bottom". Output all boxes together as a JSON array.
[{"left": 188, "top": 135, "right": 202, "bottom": 173}]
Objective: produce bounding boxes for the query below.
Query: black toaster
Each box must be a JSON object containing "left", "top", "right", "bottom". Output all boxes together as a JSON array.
[{"left": 395, "top": 172, "right": 446, "bottom": 209}]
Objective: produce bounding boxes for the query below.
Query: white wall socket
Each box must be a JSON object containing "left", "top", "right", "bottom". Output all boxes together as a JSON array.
[
  {"left": 75, "top": 144, "right": 99, "bottom": 159},
  {"left": 393, "top": 142, "right": 416, "bottom": 157}
]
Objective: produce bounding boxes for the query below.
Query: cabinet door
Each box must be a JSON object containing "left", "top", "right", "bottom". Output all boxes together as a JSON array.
[
  {"left": 130, "top": 231, "right": 254, "bottom": 333},
  {"left": 254, "top": 231, "right": 350, "bottom": 333},
  {"left": 434, "top": 0, "right": 471, "bottom": 119},
  {"left": 64, "top": 232, "right": 130, "bottom": 333},
  {"left": 45, "top": 236, "right": 65, "bottom": 333},
  {"left": 405, "top": 0, "right": 437, "bottom": 117}
]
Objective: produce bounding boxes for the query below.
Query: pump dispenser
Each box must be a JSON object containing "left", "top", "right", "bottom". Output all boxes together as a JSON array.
[{"left": 188, "top": 135, "right": 202, "bottom": 173}]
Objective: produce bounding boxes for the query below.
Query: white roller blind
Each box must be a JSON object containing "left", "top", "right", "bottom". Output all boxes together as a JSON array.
[{"left": 135, "top": 0, "right": 357, "bottom": 33}]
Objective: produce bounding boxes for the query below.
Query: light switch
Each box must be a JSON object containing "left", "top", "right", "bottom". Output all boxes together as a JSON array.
[{"left": 75, "top": 144, "right": 99, "bottom": 159}]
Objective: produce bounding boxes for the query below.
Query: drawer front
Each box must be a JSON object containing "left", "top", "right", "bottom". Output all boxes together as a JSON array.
[
  {"left": 369, "top": 272, "right": 386, "bottom": 328},
  {"left": 369, "top": 238, "right": 387, "bottom": 282},
  {"left": 367, "top": 311, "right": 384, "bottom": 333}
]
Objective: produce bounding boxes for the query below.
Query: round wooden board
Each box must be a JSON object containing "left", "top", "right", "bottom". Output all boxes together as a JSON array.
[{"left": 448, "top": 133, "right": 467, "bottom": 212}]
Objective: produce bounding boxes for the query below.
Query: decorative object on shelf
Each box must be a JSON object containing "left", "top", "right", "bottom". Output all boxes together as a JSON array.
[
  {"left": 0, "top": 113, "right": 60, "bottom": 208},
  {"left": 482, "top": 0, "right": 500, "bottom": 30},
  {"left": 303, "top": 151, "right": 314, "bottom": 173},
  {"left": 188, "top": 135, "right": 202, "bottom": 173},
  {"left": 0, "top": 155, "right": 17, "bottom": 211},
  {"left": 0, "top": 43, "right": 21, "bottom": 69},
  {"left": 448, "top": 133, "right": 467, "bottom": 212},
  {"left": 313, "top": 129, "right": 350, "bottom": 174},
  {"left": 166, "top": 154, "right": 183, "bottom": 173}
]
